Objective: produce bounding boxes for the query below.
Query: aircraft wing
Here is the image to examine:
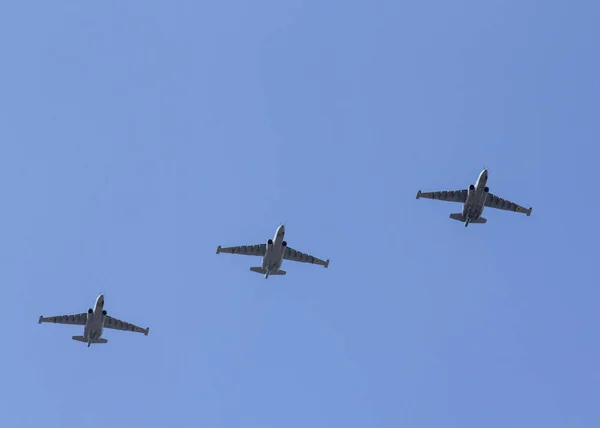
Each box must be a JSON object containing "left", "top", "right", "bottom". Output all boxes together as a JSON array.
[
  {"left": 216, "top": 243, "right": 266, "bottom": 257},
  {"left": 416, "top": 189, "right": 468, "bottom": 203},
  {"left": 283, "top": 247, "right": 330, "bottom": 268},
  {"left": 38, "top": 313, "right": 87, "bottom": 325},
  {"left": 485, "top": 192, "right": 532, "bottom": 215},
  {"left": 103, "top": 315, "right": 149, "bottom": 335}
]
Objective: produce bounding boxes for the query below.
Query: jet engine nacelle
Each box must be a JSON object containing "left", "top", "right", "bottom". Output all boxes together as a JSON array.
[
  {"left": 466, "top": 184, "right": 475, "bottom": 203},
  {"left": 88, "top": 308, "right": 93, "bottom": 314},
  {"left": 102, "top": 310, "right": 107, "bottom": 316},
  {"left": 282, "top": 241, "right": 287, "bottom": 247},
  {"left": 481, "top": 186, "right": 490, "bottom": 205},
  {"left": 267, "top": 239, "right": 273, "bottom": 246}
]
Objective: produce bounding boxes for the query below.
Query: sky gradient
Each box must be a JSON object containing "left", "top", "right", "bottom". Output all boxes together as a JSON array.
[{"left": 1, "top": 1, "right": 599, "bottom": 427}]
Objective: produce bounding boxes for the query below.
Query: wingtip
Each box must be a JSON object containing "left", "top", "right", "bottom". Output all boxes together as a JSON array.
[
  {"left": 325, "top": 259, "right": 330, "bottom": 268},
  {"left": 38, "top": 315, "right": 43, "bottom": 324},
  {"left": 527, "top": 207, "right": 532, "bottom": 216},
  {"left": 145, "top": 327, "right": 150, "bottom": 336},
  {"left": 216, "top": 245, "right": 221, "bottom": 254},
  {"left": 416, "top": 190, "right": 421, "bottom": 199}
]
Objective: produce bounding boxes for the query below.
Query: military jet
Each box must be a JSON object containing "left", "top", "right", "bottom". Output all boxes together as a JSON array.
[
  {"left": 216, "top": 224, "right": 330, "bottom": 278},
  {"left": 38, "top": 294, "right": 149, "bottom": 347},
  {"left": 416, "top": 169, "right": 532, "bottom": 227}
]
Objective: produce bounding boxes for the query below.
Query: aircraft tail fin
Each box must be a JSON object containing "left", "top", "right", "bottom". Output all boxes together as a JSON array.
[
  {"left": 270, "top": 270, "right": 286, "bottom": 275},
  {"left": 72, "top": 336, "right": 108, "bottom": 344},
  {"left": 470, "top": 217, "right": 487, "bottom": 224}
]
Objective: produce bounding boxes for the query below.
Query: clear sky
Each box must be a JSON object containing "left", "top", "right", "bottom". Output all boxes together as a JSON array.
[{"left": 0, "top": 1, "right": 599, "bottom": 427}]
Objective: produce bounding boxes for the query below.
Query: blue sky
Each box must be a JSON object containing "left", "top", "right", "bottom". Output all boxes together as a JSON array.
[{"left": 1, "top": 1, "right": 599, "bottom": 427}]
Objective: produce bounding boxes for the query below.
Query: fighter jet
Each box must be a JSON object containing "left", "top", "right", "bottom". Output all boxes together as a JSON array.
[
  {"left": 216, "top": 224, "right": 330, "bottom": 278},
  {"left": 416, "top": 169, "right": 532, "bottom": 227},
  {"left": 38, "top": 294, "right": 149, "bottom": 347}
]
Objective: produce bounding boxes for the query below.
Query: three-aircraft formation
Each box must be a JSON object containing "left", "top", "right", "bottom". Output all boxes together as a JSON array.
[{"left": 39, "top": 169, "right": 532, "bottom": 346}]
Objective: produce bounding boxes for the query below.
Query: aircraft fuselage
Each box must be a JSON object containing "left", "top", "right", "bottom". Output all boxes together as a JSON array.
[
  {"left": 462, "top": 169, "right": 489, "bottom": 224},
  {"left": 83, "top": 295, "right": 107, "bottom": 345},
  {"left": 262, "top": 225, "right": 286, "bottom": 277}
]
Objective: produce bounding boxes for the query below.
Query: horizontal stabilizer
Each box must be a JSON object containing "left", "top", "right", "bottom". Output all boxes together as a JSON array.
[
  {"left": 249, "top": 267, "right": 286, "bottom": 275},
  {"left": 449, "top": 213, "right": 487, "bottom": 224},
  {"left": 449, "top": 213, "right": 465, "bottom": 222},
  {"left": 72, "top": 336, "right": 108, "bottom": 344}
]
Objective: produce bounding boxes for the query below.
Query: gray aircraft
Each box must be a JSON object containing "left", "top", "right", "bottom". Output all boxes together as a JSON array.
[
  {"left": 216, "top": 224, "right": 330, "bottom": 278},
  {"left": 416, "top": 169, "right": 532, "bottom": 227},
  {"left": 38, "top": 294, "right": 149, "bottom": 347}
]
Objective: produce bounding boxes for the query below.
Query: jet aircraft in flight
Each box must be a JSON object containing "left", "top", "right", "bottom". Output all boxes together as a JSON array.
[
  {"left": 416, "top": 169, "right": 532, "bottom": 227},
  {"left": 38, "top": 294, "right": 149, "bottom": 347},
  {"left": 216, "top": 224, "right": 330, "bottom": 278}
]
